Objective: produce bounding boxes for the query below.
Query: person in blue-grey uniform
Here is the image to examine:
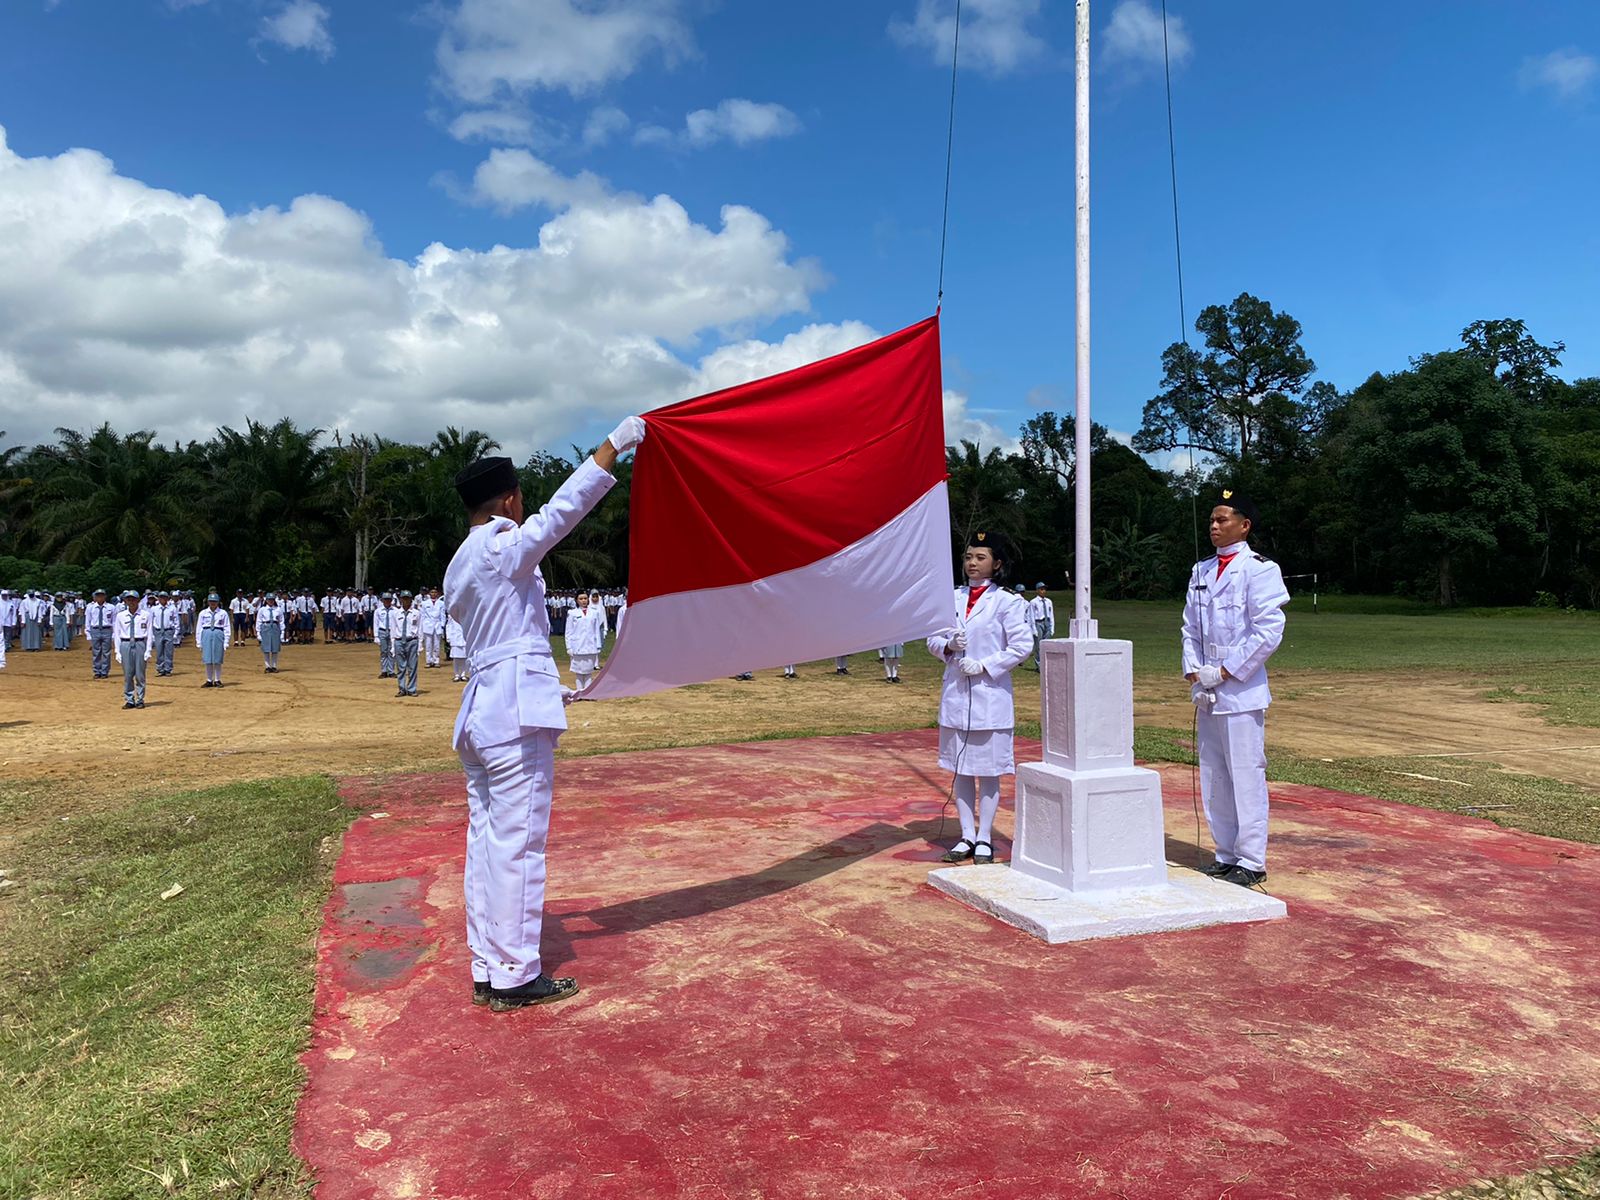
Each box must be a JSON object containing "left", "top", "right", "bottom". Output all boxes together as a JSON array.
[
  {"left": 256, "top": 592, "right": 285, "bottom": 672},
  {"left": 85, "top": 588, "right": 117, "bottom": 678},
  {"left": 1026, "top": 582, "right": 1055, "bottom": 669},
  {"left": 149, "top": 591, "right": 178, "bottom": 676},
  {"left": 926, "top": 530, "right": 1033, "bottom": 866},
  {"left": 196, "top": 592, "right": 231, "bottom": 687},
  {"left": 21, "top": 591, "right": 44, "bottom": 651},
  {"left": 113, "top": 590, "right": 153, "bottom": 709},
  {"left": 393, "top": 591, "right": 422, "bottom": 697},
  {"left": 445, "top": 416, "right": 642, "bottom": 1012},
  {"left": 879, "top": 641, "right": 904, "bottom": 683},
  {"left": 1181, "top": 489, "right": 1290, "bottom": 889},
  {"left": 373, "top": 592, "right": 396, "bottom": 678},
  {"left": 50, "top": 593, "right": 72, "bottom": 650}
]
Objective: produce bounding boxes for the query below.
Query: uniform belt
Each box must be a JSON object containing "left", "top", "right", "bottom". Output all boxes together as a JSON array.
[
  {"left": 1207, "top": 642, "right": 1242, "bottom": 658},
  {"left": 469, "top": 636, "right": 552, "bottom": 675}
]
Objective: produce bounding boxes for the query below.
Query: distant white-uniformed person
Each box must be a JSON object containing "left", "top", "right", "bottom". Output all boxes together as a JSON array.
[
  {"left": 564, "top": 590, "right": 605, "bottom": 689},
  {"left": 196, "top": 592, "right": 231, "bottom": 687},
  {"left": 113, "top": 590, "right": 153, "bottom": 709},
  {"left": 445, "top": 417, "right": 642, "bottom": 1012},
  {"left": 1181, "top": 489, "right": 1290, "bottom": 888},
  {"left": 1026, "top": 582, "right": 1055, "bottom": 669},
  {"left": 85, "top": 588, "right": 117, "bottom": 679},
  {"left": 926, "top": 530, "right": 1033, "bottom": 865}
]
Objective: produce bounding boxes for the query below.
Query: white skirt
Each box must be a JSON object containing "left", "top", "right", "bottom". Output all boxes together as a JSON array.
[
  {"left": 570, "top": 654, "right": 599, "bottom": 673},
  {"left": 938, "top": 725, "right": 1015, "bottom": 777}
]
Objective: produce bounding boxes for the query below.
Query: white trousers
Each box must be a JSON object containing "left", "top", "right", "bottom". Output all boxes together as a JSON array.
[
  {"left": 423, "top": 631, "right": 442, "bottom": 665},
  {"left": 1196, "top": 707, "right": 1270, "bottom": 871},
  {"left": 460, "top": 729, "right": 556, "bottom": 988}
]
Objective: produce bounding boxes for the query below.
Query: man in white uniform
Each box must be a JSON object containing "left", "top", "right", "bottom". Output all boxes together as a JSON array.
[
  {"left": 1181, "top": 489, "right": 1290, "bottom": 889},
  {"left": 150, "top": 592, "right": 179, "bottom": 676},
  {"left": 421, "top": 587, "right": 446, "bottom": 667},
  {"left": 84, "top": 588, "right": 118, "bottom": 678},
  {"left": 113, "top": 590, "right": 154, "bottom": 709},
  {"left": 445, "top": 417, "right": 641, "bottom": 1012}
]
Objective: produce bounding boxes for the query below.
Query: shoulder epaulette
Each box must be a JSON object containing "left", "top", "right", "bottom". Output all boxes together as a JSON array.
[{"left": 1252, "top": 554, "right": 1271, "bottom": 563}]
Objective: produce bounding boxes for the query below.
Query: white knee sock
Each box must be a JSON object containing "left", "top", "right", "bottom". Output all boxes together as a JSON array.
[
  {"left": 976, "top": 776, "right": 1001, "bottom": 844},
  {"left": 953, "top": 775, "right": 978, "bottom": 842}
]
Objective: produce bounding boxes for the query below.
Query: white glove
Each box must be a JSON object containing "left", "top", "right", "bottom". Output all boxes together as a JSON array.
[
  {"left": 958, "top": 657, "right": 984, "bottom": 677},
  {"left": 560, "top": 686, "right": 576, "bottom": 706},
  {"left": 950, "top": 632, "right": 968, "bottom": 652},
  {"left": 1190, "top": 684, "right": 1217, "bottom": 708},
  {"left": 1196, "top": 665, "right": 1224, "bottom": 689},
  {"left": 607, "top": 416, "right": 646, "bottom": 454}
]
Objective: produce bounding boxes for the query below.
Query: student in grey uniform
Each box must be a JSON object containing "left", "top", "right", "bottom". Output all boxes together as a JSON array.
[
  {"left": 1026, "top": 582, "right": 1055, "bottom": 669},
  {"left": 113, "top": 590, "right": 153, "bottom": 709},
  {"left": 373, "top": 593, "right": 396, "bottom": 677},
  {"left": 444, "top": 418, "right": 640, "bottom": 1011},
  {"left": 256, "top": 592, "right": 285, "bottom": 672},
  {"left": 926, "top": 530, "right": 1033, "bottom": 866},
  {"left": 0, "top": 589, "right": 16, "bottom": 651},
  {"left": 82, "top": 589, "right": 113, "bottom": 677},
  {"left": 21, "top": 592, "right": 44, "bottom": 651},
  {"left": 393, "top": 591, "right": 422, "bottom": 697},
  {"left": 149, "top": 592, "right": 178, "bottom": 676},
  {"left": 1181, "top": 490, "right": 1290, "bottom": 889},
  {"left": 879, "top": 641, "right": 905, "bottom": 683},
  {"left": 833, "top": 655, "right": 850, "bottom": 675},
  {"left": 196, "top": 593, "right": 231, "bottom": 687},
  {"left": 50, "top": 594, "right": 72, "bottom": 650}
]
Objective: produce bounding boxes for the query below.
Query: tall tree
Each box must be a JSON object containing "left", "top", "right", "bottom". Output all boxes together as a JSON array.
[
  {"left": 1135, "top": 293, "right": 1316, "bottom": 463},
  {"left": 1460, "top": 319, "right": 1564, "bottom": 407}
]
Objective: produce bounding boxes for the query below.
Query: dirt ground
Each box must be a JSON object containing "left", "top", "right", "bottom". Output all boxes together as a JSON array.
[{"left": 2, "top": 637, "right": 1597, "bottom": 826}]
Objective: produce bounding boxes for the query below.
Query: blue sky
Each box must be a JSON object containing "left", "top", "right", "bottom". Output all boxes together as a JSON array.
[{"left": 0, "top": 0, "right": 1595, "bottom": 460}]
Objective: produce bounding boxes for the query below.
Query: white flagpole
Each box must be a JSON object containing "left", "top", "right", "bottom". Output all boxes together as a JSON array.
[{"left": 1072, "top": 0, "right": 1096, "bottom": 638}]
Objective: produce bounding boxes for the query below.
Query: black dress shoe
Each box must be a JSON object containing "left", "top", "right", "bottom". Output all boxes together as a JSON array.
[
  {"left": 972, "top": 840, "right": 995, "bottom": 865},
  {"left": 1222, "top": 866, "right": 1267, "bottom": 888},
  {"left": 1200, "top": 860, "right": 1233, "bottom": 877},
  {"left": 940, "top": 839, "right": 976, "bottom": 864},
  {"left": 488, "top": 974, "right": 579, "bottom": 1012},
  {"left": 472, "top": 980, "right": 491, "bottom": 1007}
]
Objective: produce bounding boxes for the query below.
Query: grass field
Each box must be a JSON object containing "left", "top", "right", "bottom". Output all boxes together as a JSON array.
[{"left": 2, "top": 598, "right": 1598, "bottom": 1197}]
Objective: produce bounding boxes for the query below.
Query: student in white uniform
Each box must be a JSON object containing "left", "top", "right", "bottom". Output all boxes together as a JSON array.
[
  {"left": 879, "top": 642, "right": 904, "bottom": 683},
  {"left": 0, "top": 589, "right": 16, "bottom": 651},
  {"left": 447, "top": 614, "right": 469, "bottom": 682},
  {"left": 444, "top": 418, "right": 641, "bottom": 1012},
  {"left": 421, "top": 587, "right": 445, "bottom": 667},
  {"left": 926, "top": 530, "right": 1033, "bottom": 866},
  {"left": 196, "top": 593, "right": 231, "bottom": 687},
  {"left": 113, "top": 590, "right": 154, "bottom": 708},
  {"left": 1182, "top": 490, "right": 1290, "bottom": 889},
  {"left": 1026, "top": 582, "right": 1055, "bottom": 669},
  {"left": 149, "top": 592, "right": 178, "bottom": 676},
  {"left": 373, "top": 593, "right": 395, "bottom": 677},
  {"left": 256, "top": 592, "right": 285, "bottom": 672},
  {"left": 564, "top": 591, "right": 605, "bottom": 689},
  {"left": 85, "top": 588, "right": 117, "bottom": 678},
  {"left": 393, "top": 592, "right": 422, "bottom": 697}
]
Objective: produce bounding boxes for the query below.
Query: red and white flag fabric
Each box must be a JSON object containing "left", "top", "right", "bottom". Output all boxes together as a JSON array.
[{"left": 581, "top": 315, "right": 952, "bottom": 700}]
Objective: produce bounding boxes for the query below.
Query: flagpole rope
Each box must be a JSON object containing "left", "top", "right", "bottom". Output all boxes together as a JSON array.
[{"left": 936, "top": 0, "right": 963, "bottom": 307}]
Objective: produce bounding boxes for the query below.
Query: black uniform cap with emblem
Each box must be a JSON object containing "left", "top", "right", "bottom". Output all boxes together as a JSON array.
[
  {"left": 1215, "top": 488, "right": 1260, "bottom": 526},
  {"left": 965, "top": 528, "right": 1019, "bottom": 584},
  {"left": 454, "top": 456, "right": 520, "bottom": 508}
]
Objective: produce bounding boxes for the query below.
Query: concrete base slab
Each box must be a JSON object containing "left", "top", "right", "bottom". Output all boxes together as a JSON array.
[{"left": 927, "top": 863, "right": 1287, "bottom": 943}]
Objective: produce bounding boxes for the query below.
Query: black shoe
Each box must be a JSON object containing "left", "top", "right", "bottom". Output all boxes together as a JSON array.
[
  {"left": 123, "top": 701, "right": 135, "bottom": 709},
  {"left": 1222, "top": 866, "right": 1267, "bottom": 888},
  {"left": 472, "top": 980, "right": 491, "bottom": 1007},
  {"left": 1200, "top": 860, "right": 1233, "bottom": 877},
  {"left": 488, "top": 974, "right": 579, "bottom": 1012},
  {"left": 135, "top": 700, "right": 145, "bottom": 708},
  {"left": 941, "top": 839, "right": 976, "bottom": 864},
  {"left": 835, "top": 668, "right": 850, "bottom": 675},
  {"left": 972, "top": 840, "right": 995, "bottom": 865}
]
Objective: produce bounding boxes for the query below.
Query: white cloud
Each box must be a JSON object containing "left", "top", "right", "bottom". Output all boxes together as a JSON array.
[
  {"left": 690, "top": 322, "right": 878, "bottom": 395},
  {"left": 1102, "top": 0, "right": 1190, "bottom": 75},
  {"left": 447, "top": 107, "right": 556, "bottom": 147},
  {"left": 889, "top": 0, "right": 1047, "bottom": 76},
  {"left": 0, "top": 124, "right": 827, "bottom": 460},
  {"left": 582, "top": 105, "right": 632, "bottom": 147},
  {"left": 685, "top": 100, "right": 802, "bottom": 147},
  {"left": 435, "top": 0, "right": 693, "bottom": 104},
  {"left": 463, "top": 147, "right": 612, "bottom": 213},
  {"left": 259, "top": 0, "right": 334, "bottom": 59},
  {"left": 1518, "top": 48, "right": 1598, "bottom": 101},
  {"left": 944, "top": 390, "right": 1017, "bottom": 453}
]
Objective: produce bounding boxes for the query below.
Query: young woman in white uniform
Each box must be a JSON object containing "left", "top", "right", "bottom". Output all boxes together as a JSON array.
[{"left": 926, "top": 530, "right": 1033, "bottom": 865}]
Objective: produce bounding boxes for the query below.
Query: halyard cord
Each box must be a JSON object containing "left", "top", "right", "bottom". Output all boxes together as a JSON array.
[{"left": 936, "top": 0, "right": 962, "bottom": 306}]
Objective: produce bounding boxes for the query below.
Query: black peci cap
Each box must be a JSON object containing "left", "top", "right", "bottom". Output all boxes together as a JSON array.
[
  {"left": 1215, "top": 488, "right": 1260, "bottom": 525},
  {"left": 455, "top": 456, "right": 519, "bottom": 507}
]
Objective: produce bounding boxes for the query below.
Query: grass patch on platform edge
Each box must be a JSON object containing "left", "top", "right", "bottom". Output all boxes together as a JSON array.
[{"left": 0, "top": 774, "right": 357, "bottom": 1200}]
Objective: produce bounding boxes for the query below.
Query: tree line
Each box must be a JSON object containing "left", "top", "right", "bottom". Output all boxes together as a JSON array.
[{"left": 1, "top": 295, "right": 1594, "bottom": 608}]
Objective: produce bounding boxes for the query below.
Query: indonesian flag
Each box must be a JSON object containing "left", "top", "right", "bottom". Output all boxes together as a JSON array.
[{"left": 581, "top": 315, "right": 952, "bottom": 700}]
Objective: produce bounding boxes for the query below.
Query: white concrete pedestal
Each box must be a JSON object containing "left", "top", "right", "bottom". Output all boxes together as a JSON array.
[{"left": 928, "top": 634, "right": 1286, "bottom": 941}]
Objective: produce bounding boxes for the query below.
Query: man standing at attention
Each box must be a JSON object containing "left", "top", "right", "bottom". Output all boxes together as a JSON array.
[
  {"left": 1181, "top": 490, "right": 1290, "bottom": 889},
  {"left": 1026, "top": 582, "right": 1055, "bottom": 670},
  {"left": 85, "top": 588, "right": 117, "bottom": 679},
  {"left": 113, "top": 589, "right": 153, "bottom": 709},
  {"left": 445, "top": 416, "right": 643, "bottom": 1012}
]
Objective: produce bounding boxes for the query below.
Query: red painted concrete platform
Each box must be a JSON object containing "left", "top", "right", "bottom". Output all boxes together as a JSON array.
[{"left": 294, "top": 731, "right": 1600, "bottom": 1200}]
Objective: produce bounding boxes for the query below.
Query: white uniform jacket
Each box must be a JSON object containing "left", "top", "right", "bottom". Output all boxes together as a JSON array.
[
  {"left": 420, "top": 597, "right": 446, "bottom": 634},
  {"left": 565, "top": 605, "right": 605, "bottom": 655},
  {"left": 393, "top": 607, "right": 423, "bottom": 639},
  {"left": 1180, "top": 544, "right": 1290, "bottom": 715},
  {"left": 373, "top": 605, "right": 393, "bottom": 637},
  {"left": 925, "top": 582, "right": 1034, "bottom": 731},
  {"left": 444, "top": 457, "right": 616, "bottom": 752},
  {"left": 112, "top": 609, "right": 154, "bottom": 662}
]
